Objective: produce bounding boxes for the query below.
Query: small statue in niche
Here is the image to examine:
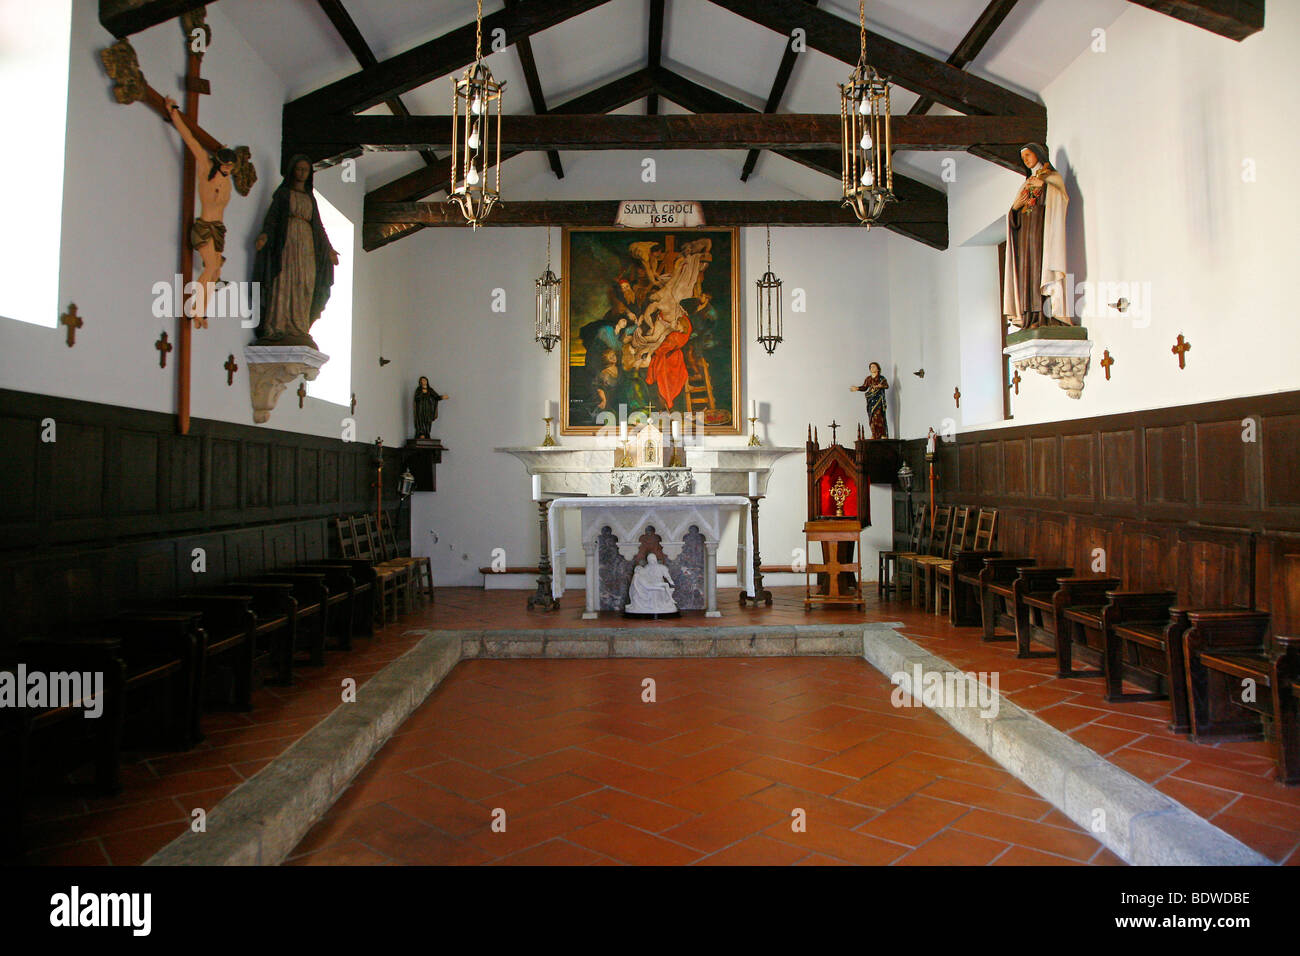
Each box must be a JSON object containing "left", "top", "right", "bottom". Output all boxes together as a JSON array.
[
  {"left": 1003, "top": 142, "right": 1070, "bottom": 329},
  {"left": 850, "top": 361, "right": 889, "bottom": 439},
  {"left": 252, "top": 155, "right": 339, "bottom": 347},
  {"left": 413, "top": 376, "right": 448, "bottom": 439},
  {"left": 624, "top": 553, "right": 678, "bottom": 617}
]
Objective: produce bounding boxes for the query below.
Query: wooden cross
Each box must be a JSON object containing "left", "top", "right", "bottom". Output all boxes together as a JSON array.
[
  {"left": 60, "top": 303, "right": 83, "bottom": 348},
  {"left": 1011, "top": 369, "right": 1021, "bottom": 395},
  {"left": 1171, "top": 334, "right": 1191, "bottom": 369},
  {"left": 659, "top": 235, "right": 680, "bottom": 275},
  {"left": 224, "top": 354, "right": 238, "bottom": 385},
  {"left": 297, "top": 380, "right": 307, "bottom": 408},
  {"left": 350, "top": 393, "right": 357, "bottom": 415},
  {"left": 155, "top": 331, "right": 173, "bottom": 368},
  {"left": 828, "top": 420, "right": 840, "bottom": 444},
  {"left": 1100, "top": 349, "right": 1114, "bottom": 380},
  {"left": 953, "top": 386, "right": 961, "bottom": 408}
]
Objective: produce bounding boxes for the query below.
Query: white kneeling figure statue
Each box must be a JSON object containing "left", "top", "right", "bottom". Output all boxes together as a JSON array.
[{"left": 625, "top": 553, "right": 678, "bottom": 615}]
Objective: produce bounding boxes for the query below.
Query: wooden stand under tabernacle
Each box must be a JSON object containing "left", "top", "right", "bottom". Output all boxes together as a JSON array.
[{"left": 804, "top": 423, "right": 870, "bottom": 610}]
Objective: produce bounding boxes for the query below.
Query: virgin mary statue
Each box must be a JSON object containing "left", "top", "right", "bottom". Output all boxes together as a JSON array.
[
  {"left": 252, "top": 154, "right": 338, "bottom": 347},
  {"left": 1003, "top": 143, "right": 1069, "bottom": 329}
]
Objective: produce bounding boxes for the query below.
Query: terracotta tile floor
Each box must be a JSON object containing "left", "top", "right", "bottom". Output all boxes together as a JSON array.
[
  {"left": 16, "top": 622, "right": 429, "bottom": 865},
  {"left": 21, "top": 584, "right": 1299, "bottom": 865},
  {"left": 287, "top": 655, "right": 1117, "bottom": 866}
]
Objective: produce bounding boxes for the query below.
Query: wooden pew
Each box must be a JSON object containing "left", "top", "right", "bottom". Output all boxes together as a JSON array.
[
  {"left": 1184, "top": 609, "right": 1274, "bottom": 740},
  {"left": 301, "top": 558, "right": 376, "bottom": 640},
  {"left": 250, "top": 572, "right": 330, "bottom": 667},
  {"left": 211, "top": 582, "right": 297, "bottom": 686},
  {"left": 146, "top": 594, "right": 259, "bottom": 713}
]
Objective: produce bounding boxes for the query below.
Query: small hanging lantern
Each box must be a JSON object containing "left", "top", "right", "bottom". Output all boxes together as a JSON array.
[
  {"left": 755, "top": 224, "right": 783, "bottom": 355},
  {"left": 448, "top": 0, "right": 503, "bottom": 228},
  {"left": 840, "top": 0, "right": 894, "bottom": 225},
  {"left": 535, "top": 228, "right": 562, "bottom": 352}
]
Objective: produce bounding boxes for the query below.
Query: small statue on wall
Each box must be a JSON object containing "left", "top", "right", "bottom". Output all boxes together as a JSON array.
[
  {"left": 1003, "top": 142, "right": 1070, "bottom": 329},
  {"left": 252, "top": 155, "right": 339, "bottom": 347},
  {"left": 413, "top": 376, "right": 448, "bottom": 439},
  {"left": 850, "top": 361, "right": 889, "bottom": 439}
]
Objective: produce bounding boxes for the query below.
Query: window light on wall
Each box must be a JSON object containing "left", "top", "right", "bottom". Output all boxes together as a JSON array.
[{"left": 304, "top": 189, "right": 353, "bottom": 407}]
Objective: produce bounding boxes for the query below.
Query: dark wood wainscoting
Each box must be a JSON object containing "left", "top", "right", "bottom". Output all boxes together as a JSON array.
[{"left": 0, "top": 389, "right": 408, "bottom": 648}]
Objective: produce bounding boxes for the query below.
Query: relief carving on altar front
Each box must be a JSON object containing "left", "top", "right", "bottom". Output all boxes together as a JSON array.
[{"left": 596, "top": 525, "right": 705, "bottom": 611}]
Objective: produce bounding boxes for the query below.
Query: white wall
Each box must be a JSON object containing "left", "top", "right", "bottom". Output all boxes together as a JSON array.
[
  {"left": 0, "top": 2, "right": 407, "bottom": 444},
  {"left": 405, "top": 150, "right": 897, "bottom": 586},
  {"left": 921, "top": 2, "right": 1300, "bottom": 437}
]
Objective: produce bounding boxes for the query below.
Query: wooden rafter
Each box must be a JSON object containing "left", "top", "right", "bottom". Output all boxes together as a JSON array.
[
  {"left": 647, "top": 0, "right": 665, "bottom": 115},
  {"left": 284, "top": 0, "right": 613, "bottom": 121},
  {"left": 741, "top": 0, "right": 819, "bottom": 182},
  {"left": 909, "top": 0, "right": 1020, "bottom": 116},
  {"left": 366, "top": 199, "right": 945, "bottom": 229},
  {"left": 653, "top": 68, "right": 948, "bottom": 250},
  {"left": 1127, "top": 0, "right": 1264, "bottom": 41},
  {"left": 503, "top": 0, "right": 563, "bottom": 179},
  {"left": 704, "top": 0, "right": 1043, "bottom": 117},
  {"left": 287, "top": 112, "right": 1044, "bottom": 165},
  {"left": 99, "top": 0, "right": 214, "bottom": 38}
]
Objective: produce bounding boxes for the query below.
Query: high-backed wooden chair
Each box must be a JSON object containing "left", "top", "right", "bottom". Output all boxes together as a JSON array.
[
  {"left": 921, "top": 506, "right": 972, "bottom": 614},
  {"left": 908, "top": 505, "right": 956, "bottom": 610},
  {"left": 348, "top": 516, "right": 405, "bottom": 625},
  {"left": 379, "top": 511, "right": 433, "bottom": 606},
  {"left": 335, "top": 516, "right": 399, "bottom": 628},
  {"left": 360, "top": 514, "right": 416, "bottom": 613},
  {"left": 936, "top": 508, "right": 998, "bottom": 619},
  {"left": 878, "top": 503, "right": 926, "bottom": 600}
]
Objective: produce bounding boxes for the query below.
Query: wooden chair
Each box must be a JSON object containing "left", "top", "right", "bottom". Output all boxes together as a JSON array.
[
  {"left": 895, "top": 506, "right": 942, "bottom": 607},
  {"left": 878, "top": 503, "right": 925, "bottom": 599},
  {"left": 379, "top": 511, "right": 433, "bottom": 606},
  {"left": 358, "top": 514, "right": 415, "bottom": 616},
  {"left": 908, "top": 505, "right": 956, "bottom": 610},
  {"left": 927, "top": 506, "right": 979, "bottom": 615},
  {"left": 336, "top": 516, "right": 399, "bottom": 628}
]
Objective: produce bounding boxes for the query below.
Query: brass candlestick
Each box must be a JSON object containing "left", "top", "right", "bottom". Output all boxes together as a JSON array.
[
  {"left": 747, "top": 415, "right": 761, "bottom": 447},
  {"left": 542, "top": 416, "right": 557, "bottom": 447}
]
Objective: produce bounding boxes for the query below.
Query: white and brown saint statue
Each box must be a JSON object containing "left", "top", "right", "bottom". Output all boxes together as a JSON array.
[{"left": 1003, "top": 142, "right": 1070, "bottom": 329}]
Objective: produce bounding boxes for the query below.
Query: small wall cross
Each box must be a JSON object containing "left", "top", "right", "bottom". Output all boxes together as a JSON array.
[
  {"left": 224, "top": 354, "right": 239, "bottom": 385},
  {"left": 1011, "top": 370, "right": 1021, "bottom": 395},
  {"left": 953, "top": 386, "right": 961, "bottom": 408},
  {"left": 1171, "top": 334, "right": 1191, "bottom": 369},
  {"left": 350, "top": 392, "right": 357, "bottom": 415},
  {"left": 60, "top": 303, "right": 83, "bottom": 347},
  {"left": 297, "top": 380, "right": 307, "bottom": 408},
  {"left": 1100, "top": 349, "right": 1114, "bottom": 380},
  {"left": 155, "top": 331, "right": 173, "bottom": 368}
]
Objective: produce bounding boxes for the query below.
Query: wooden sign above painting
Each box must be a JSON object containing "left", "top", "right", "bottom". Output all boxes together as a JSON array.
[{"left": 561, "top": 227, "right": 741, "bottom": 437}]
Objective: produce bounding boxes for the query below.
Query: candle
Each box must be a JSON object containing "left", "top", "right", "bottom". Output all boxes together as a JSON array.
[
  {"left": 671, "top": 419, "right": 681, "bottom": 440},
  {"left": 619, "top": 418, "right": 628, "bottom": 442},
  {"left": 531, "top": 474, "right": 542, "bottom": 501},
  {"left": 748, "top": 471, "right": 759, "bottom": 497},
  {"left": 750, "top": 399, "right": 757, "bottom": 419}
]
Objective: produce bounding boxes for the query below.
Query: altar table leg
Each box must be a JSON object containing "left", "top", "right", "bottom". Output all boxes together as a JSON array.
[
  {"left": 583, "top": 545, "right": 599, "bottom": 620},
  {"left": 705, "top": 543, "right": 721, "bottom": 618}
]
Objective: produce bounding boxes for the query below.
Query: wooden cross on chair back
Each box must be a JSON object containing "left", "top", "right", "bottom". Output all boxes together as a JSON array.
[
  {"left": 972, "top": 509, "right": 999, "bottom": 551},
  {"left": 927, "top": 505, "right": 955, "bottom": 557}
]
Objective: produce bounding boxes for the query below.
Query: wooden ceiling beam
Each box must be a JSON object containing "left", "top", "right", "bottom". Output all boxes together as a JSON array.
[
  {"left": 288, "top": 112, "right": 1043, "bottom": 163},
  {"left": 647, "top": 0, "right": 665, "bottom": 115},
  {"left": 909, "top": 0, "right": 1020, "bottom": 115},
  {"left": 284, "top": 0, "right": 614, "bottom": 121},
  {"left": 503, "top": 0, "right": 563, "bottom": 179},
  {"left": 1126, "top": 0, "right": 1264, "bottom": 41},
  {"left": 741, "top": 0, "right": 819, "bottom": 182},
  {"left": 99, "top": 0, "right": 215, "bottom": 38},
  {"left": 703, "top": 0, "right": 1042, "bottom": 117}
]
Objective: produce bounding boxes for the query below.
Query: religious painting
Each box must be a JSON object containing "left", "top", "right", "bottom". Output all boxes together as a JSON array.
[{"left": 561, "top": 227, "right": 741, "bottom": 435}]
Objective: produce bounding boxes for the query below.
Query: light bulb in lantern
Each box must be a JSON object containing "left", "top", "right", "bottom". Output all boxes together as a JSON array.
[
  {"left": 858, "top": 95, "right": 870, "bottom": 115},
  {"left": 860, "top": 132, "right": 873, "bottom": 150},
  {"left": 467, "top": 125, "right": 480, "bottom": 150},
  {"left": 860, "top": 169, "right": 875, "bottom": 187},
  {"left": 466, "top": 166, "right": 480, "bottom": 186},
  {"left": 470, "top": 95, "right": 482, "bottom": 115}
]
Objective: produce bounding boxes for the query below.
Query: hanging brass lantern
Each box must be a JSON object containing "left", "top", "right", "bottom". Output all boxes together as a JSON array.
[
  {"left": 755, "top": 224, "right": 783, "bottom": 355},
  {"left": 448, "top": 0, "right": 503, "bottom": 228},
  {"left": 840, "top": 0, "right": 894, "bottom": 225},
  {"left": 535, "top": 229, "right": 561, "bottom": 352}
]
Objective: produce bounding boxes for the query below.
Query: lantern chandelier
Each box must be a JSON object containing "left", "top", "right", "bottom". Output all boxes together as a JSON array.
[
  {"left": 840, "top": 0, "right": 895, "bottom": 225},
  {"left": 535, "top": 229, "right": 562, "bottom": 352},
  {"left": 755, "top": 224, "right": 783, "bottom": 355},
  {"left": 449, "top": 0, "right": 503, "bottom": 228}
]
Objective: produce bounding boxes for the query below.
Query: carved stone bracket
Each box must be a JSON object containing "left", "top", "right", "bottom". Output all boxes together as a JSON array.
[
  {"left": 244, "top": 345, "right": 329, "bottom": 423},
  {"left": 1003, "top": 327, "right": 1093, "bottom": 399},
  {"left": 611, "top": 467, "right": 695, "bottom": 497}
]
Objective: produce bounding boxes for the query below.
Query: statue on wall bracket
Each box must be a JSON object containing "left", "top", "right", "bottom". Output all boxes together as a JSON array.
[
  {"left": 851, "top": 362, "right": 889, "bottom": 439},
  {"left": 1001, "top": 143, "right": 1092, "bottom": 399},
  {"left": 413, "top": 376, "right": 448, "bottom": 439}
]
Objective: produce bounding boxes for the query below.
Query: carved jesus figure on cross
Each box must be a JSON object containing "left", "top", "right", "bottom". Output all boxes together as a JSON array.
[{"left": 165, "top": 95, "right": 236, "bottom": 328}]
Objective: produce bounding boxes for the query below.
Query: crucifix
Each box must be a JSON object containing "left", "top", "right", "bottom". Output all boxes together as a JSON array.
[
  {"left": 350, "top": 393, "right": 358, "bottom": 415},
  {"left": 297, "top": 380, "right": 307, "bottom": 409},
  {"left": 156, "top": 332, "right": 173, "bottom": 368},
  {"left": 1171, "top": 334, "right": 1191, "bottom": 369},
  {"left": 1011, "top": 369, "right": 1021, "bottom": 395},
  {"left": 224, "top": 354, "right": 238, "bottom": 385},
  {"left": 1100, "top": 349, "right": 1114, "bottom": 380},
  {"left": 99, "top": 16, "right": 256, "bottom": 436},
  {"left": 953, "top": 387, "right": 961, "bottom": 408},
  {"left": 828, "top": 420, "right": 840, "bottom": 445},
  {"left": 60, "top": 304, "right": 83, "bottom": 348}
]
